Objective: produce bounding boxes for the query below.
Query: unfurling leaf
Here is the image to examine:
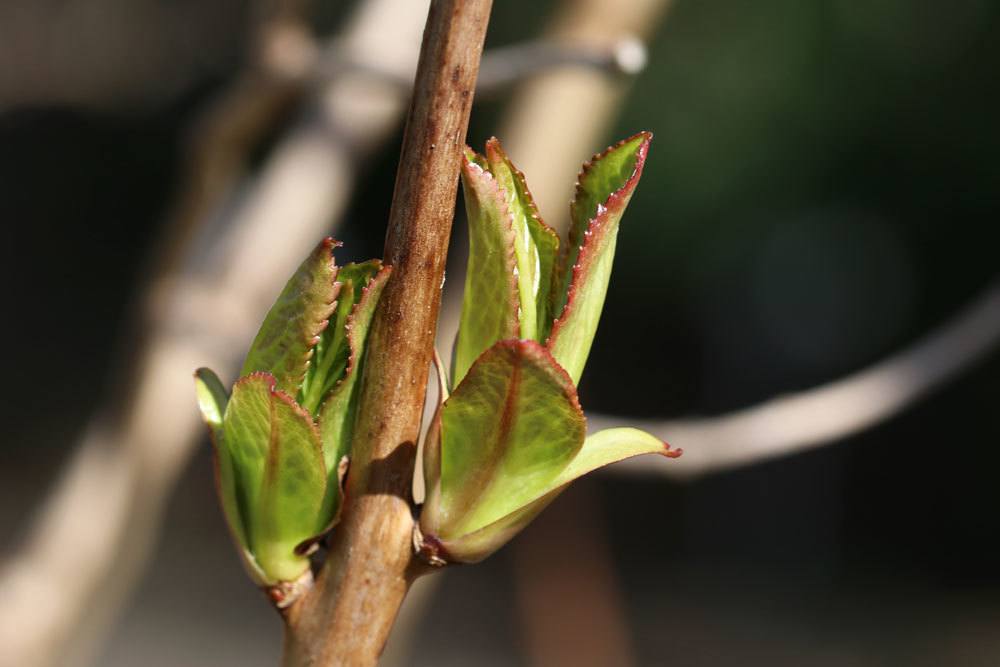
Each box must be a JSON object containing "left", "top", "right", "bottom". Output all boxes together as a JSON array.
[
  {"left": 419, "top": 341, "right": 679, "bottom": 564},
  {"left": 316, "top": 264, "right": 391, "bottom": 523},
  {"left": 549, "top": 131, "right": 651, "bottom": 384},
  {"left": 484, "top": 139, "right": 560, "bottom": 342},
  {"left": 241, "top": 238, "right": 340, "bottom": 396},
  {"left": 421, "top": 341, "right": 583, "bottom": 546},
  {"left": 453, "top": 155, "right": 520, "bottom": 386},
  {"left": 227, "top": 373, "right": 325, "bottom": 583}
]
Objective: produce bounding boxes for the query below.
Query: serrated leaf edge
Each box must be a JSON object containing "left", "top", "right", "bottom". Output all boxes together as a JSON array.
[
  {"left": 454, "top": 155, "right": 522, "bottom": 384},
  {"left": 295, "top": 238, "right": 343, "bottom": 393},
  {"left": 547, "top": 132, "right": 651, "bottom": 350},
  {"left": 316, "top": 263, "right": 391, "bottom": 412}
]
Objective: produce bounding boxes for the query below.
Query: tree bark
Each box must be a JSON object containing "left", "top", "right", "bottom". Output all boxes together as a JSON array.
[{"left": 281, "top": 1, "right": 492, "bottom": 664}]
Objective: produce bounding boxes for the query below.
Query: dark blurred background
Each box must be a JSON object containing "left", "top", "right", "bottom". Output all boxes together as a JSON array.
[{"left": 2, "top": 0, "right": 999, "bottom": 665}]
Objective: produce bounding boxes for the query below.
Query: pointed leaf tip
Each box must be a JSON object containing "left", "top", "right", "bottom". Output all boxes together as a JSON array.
[
  {"left": 548, "top": 133, "right": 652, "bottom": 384},
  {"left": 241, "top": 237, "right": 341, "bottom": 396},
  {"left": 549, "top": 427, "right": 679, "bottom": 490},
  {"left": 483, "top": 137, "right": 560, "bottom": 343}
]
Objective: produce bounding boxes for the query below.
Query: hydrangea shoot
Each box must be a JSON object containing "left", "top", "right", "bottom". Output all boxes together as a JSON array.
[{"left": 417, "top": 132, "right": 681, "bottom": 564}]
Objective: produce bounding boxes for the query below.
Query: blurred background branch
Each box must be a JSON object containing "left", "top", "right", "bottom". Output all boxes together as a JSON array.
[{"left": 602, "top": 279, "right": 1000, "bottom": 478}]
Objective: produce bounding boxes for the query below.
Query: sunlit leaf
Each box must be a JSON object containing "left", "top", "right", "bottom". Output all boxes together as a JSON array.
[
  {"left": 427, "top": 340, "right": 585, "bottom": 539},
  {"left": 484, "top": 138, "right": 559, "bottom": 342},
  {"left": 253, "top": 388, "right": 326, "bottom": 583},
  {"left": 222, "top": 372, "right": 325, "bottom": 584},
  {"left": 241, "top": 238, "right": 340, "bottom": 395},
  {"left": 429, "top": 488, "right": 560, "bottom": 563},
  {"left": 300, "top": 260, "right": 382, "bottom": 414},
  {"left": 316, "top": 264, "right": 391, "bottom": 524},
  {"left": 551, "top": 427, "right": 680, "bottom": 488},
  {"left": 453, "top": 156, "right": 520, "bottom": 385},
  {"left": 194, "top": 367, "right": 228, "bottom": 430},
  {"left": 195, "top": 367, "right": 248, "bottom": 550},
  {"left": 549, "top": 132, "right": 652, "bottom": 384},
  {"left": 222, "top": 372, "right": 274, "bottom": 547}
]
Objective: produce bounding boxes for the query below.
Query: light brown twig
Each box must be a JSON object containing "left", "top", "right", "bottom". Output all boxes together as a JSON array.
[{"left": 280, "top": 2, "right": 492, "bottom": 664}]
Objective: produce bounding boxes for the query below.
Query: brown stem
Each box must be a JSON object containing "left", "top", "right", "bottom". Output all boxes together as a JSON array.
[{"left": 281, "top": 1, "right": 492, "bottom": 664}]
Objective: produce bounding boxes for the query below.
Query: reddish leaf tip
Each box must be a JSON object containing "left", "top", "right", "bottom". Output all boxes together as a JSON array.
[
  {"left": 484, "top": 136, "right": 504, "bottom": 161},
  {"left": 551, "top": 132, "right": 654, "bottom": 345},
  {"left": 319, "top": 236, "right": 343, "bottom": 252},
  {"left": 576, "top": 132, "right": 652, "bottom": 214},
  {"left": 662, "top": 443, "right": 683, "bottom": 459}
]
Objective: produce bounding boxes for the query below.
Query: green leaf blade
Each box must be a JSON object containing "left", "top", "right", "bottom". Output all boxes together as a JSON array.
[
  {"left": 429, "top": 339, "right": 585, "bottom": 539},
  {"left": 560, "top": 132, "right": 651, "bottom": 299},
  {"left": 527, "top": 216, "right": 560, "bottom": 343},
  {"left": 427, "top": 428, "right": 679, "bottom": 564},
  {"left": 222, "top": 372, "right": 326, "bottom": 584},
  {"left": 241, "top": 238, "right": 340, "bottom": 396},
  {"left": 454, "top": 157, "right": 520, "bottom": 385},
  {"left": 196, "top": 368, "right": 249, "bottom": 554},
  {"left": 484, "top": 139, "right": 535, "bottom": 340},
  {"left": 300, "top": 260, "right": 383, "bottom": 414},
  {"left": 253, "top": 389, "right": 326, "bottom": 584},
  {"left": 222, "top": 372, "right": 276, "bottom": 547},
  {"left": 549, "top": 132, "right": 652, "bottom": 384},
  {"left": 316, "top": 264, "right": 391, "bottom": 523},
  {"left": 194, "top": 367, "right": 228, "bottom": 430},
  {"left": 483, "top": 138, "right": 559, "bottom": 342}
]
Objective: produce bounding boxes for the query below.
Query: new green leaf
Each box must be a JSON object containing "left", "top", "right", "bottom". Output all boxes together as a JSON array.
[
  {"left": 552, "top": 427, "right": 681, "bottom": 488},
  {"left": 222, "top": 373, "right": 274, "bottom": 544},
  {"left": 453, "top": 155, "right": 520, "bottom": 385},
  {"left": 253, "top": 386, "right": 326, "bottom": 582},
  {"left": 241, "top": 238, "right": 340, "bottom": 395},
  {"left": 195, "top": 368, "right": 246, "bottom": 550},
  {"left": 195, "top": 238, "right": 393, "bottom": 589},
  {"left": 316, "top": 264, "right": 391, "bottom": 522},
  {"left": 549, "top": 132, "right": 651, "bottom": 384},
  {"left": 484, "top": 139, "right": 559, "bottom": 342},
  {"left": 424, "top": 340, "right": 585, "bottom": 540},
  {"left": 222, "top": 373, "right": 326, "bottom": 584},
  {"left": 300, "top": 260, "right": 383, "bottom": 414}
]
